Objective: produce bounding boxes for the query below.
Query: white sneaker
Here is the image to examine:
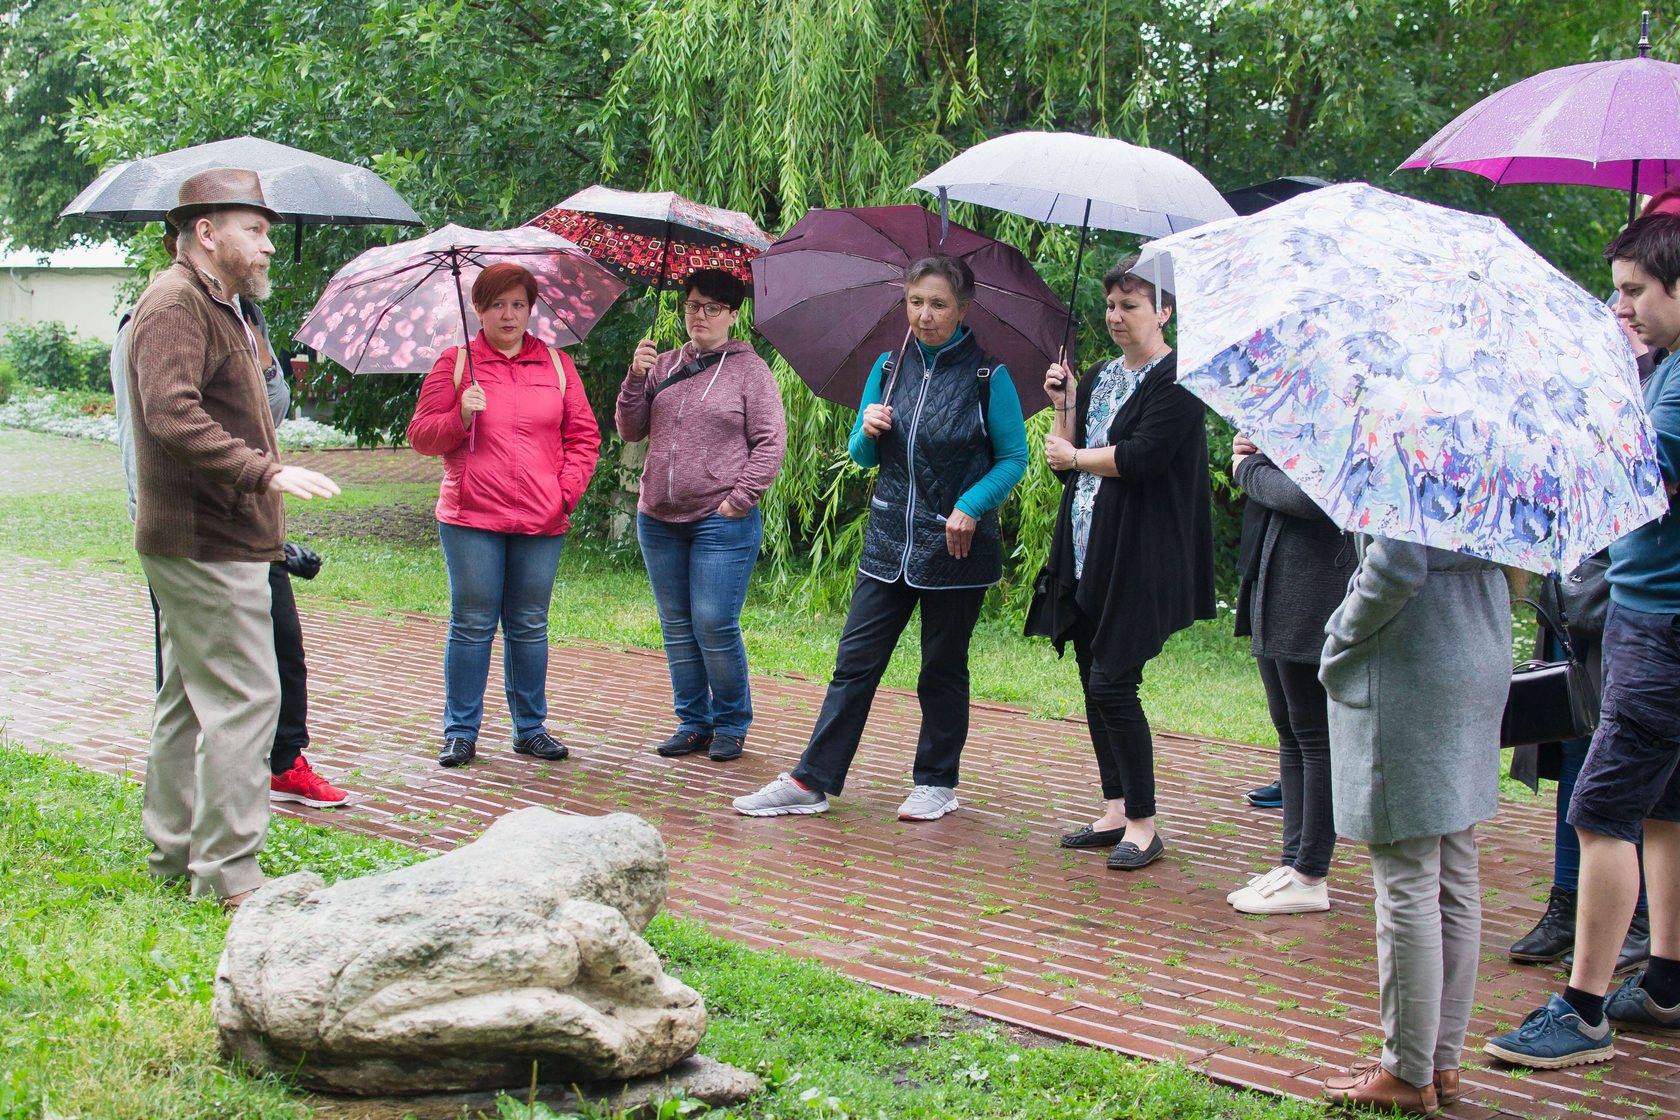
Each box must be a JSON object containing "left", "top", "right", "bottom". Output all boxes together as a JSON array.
[
  {"left": 1230, "top": 871, "right": 1330, "bottom": 915},
  {"left": 1227, "top": 864, "right": 1292, "bottom": 903},
  {"left": 732, "top": 774, "right": 828, "bottom": 817},
  {"left": 897, "top": 785, "right": 959, "bottom": 821}
]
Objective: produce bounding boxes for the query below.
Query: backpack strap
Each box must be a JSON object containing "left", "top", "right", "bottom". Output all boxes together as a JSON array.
[
  {"left": 452, "top": 345, "right": 467, "bottom": 393},
  {"left": 976, "top": 365, "right": 993, "bottom": 437},
  {"left": 548, "top": 346, "right": 568, "bottom": 405}
]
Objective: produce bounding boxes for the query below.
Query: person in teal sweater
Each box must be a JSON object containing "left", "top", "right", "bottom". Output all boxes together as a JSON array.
[
  {"left": 1489, "top": 212, "right": 1680, "bottom": 1068},
  {"left": 735, "top": 254, "right": 1027, "bottom": 821}
]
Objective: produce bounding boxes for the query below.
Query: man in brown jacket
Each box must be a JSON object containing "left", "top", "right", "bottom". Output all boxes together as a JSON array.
[{"left": 127, "top": 168, "right": 339, "bottom": 905}]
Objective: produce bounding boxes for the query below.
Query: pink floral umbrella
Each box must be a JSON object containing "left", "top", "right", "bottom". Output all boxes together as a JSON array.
[{"left": 295, "top": 223, "right": 627, "bottom": 376}]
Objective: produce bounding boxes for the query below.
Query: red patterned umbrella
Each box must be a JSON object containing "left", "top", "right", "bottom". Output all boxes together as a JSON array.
[{"left": 526, "top": 185, "right": 772, "bottom": 291}]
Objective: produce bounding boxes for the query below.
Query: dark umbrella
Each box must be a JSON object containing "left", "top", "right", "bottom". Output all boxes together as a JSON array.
[
  {"left": 59, "top": 136, "right": 423, "bottom": 259},
  {"left": 751, "top": 205, "right": 1067, "bottom": 415},
  {"left": 527, "top": 185, "right": 770, "bottom": 332},
  {"left": 1221, "top": 175, "right": 1330, "bottom": 216}
]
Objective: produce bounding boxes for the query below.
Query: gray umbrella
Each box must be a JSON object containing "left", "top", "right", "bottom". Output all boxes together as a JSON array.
[{"left": 59, "top": 136, "right": 422, "bottom": 258}]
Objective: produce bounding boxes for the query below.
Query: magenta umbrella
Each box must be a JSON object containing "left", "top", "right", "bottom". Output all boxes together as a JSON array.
[
  {"left": 751, "top": 205, "right": 1067, "bottom": 415},
  {"left": 1401, "top": 14, "right": 1680, "bottom": 223},
  {"left": 295, "top": 223, "right": 626, "bottom": 375}
]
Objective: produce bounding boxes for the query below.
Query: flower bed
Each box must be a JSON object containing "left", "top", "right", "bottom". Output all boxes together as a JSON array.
[{"left": 0, "top": 389, "right": 358, "bottom": 450}]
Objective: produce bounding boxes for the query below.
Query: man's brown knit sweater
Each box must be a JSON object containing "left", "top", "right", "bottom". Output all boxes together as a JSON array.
[{"left": 126, "top": 261, "right": 284, "bottom": 561}]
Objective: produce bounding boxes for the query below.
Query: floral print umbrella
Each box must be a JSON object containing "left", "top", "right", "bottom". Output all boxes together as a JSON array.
[
  {"left": 526, "top": 185, "right": 772, "bottom": 290},
  {"left": 1135, "top": 182, "right": 1667, "bottom": 574},
  {"left": 295, "top": 223, "right": 627, "bottom": 375}
]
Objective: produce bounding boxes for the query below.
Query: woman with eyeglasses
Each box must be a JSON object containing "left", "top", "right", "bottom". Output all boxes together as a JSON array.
[{"left": 616, "top": 268, "right": 787, "bottom": 763}]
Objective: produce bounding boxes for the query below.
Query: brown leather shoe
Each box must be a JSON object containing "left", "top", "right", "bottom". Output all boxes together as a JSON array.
[
  {"left": 1433, "top": 1068, "right": 1461, "bottom": 1104},
  {"left": 1323, "top": 1062, "right": 1439, "bottom": 1116}
]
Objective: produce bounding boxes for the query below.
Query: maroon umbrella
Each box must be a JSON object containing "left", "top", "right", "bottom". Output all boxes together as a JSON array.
[{"left": 750, "top": 205, "right": 1066, "bottom": 415}]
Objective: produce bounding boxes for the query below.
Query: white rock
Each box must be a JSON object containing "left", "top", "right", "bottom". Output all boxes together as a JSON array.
[{"left": 214, "top": 808, "right": 706, "bottom": 1094}]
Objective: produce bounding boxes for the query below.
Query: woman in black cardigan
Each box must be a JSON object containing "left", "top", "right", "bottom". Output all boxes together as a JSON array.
[{"left": 1029, "top": 257, "right": 1215, "bottom": 870}]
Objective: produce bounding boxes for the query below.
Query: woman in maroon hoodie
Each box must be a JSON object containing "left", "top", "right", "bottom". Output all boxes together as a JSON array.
[
  {"left": 408, "top": 263, "right": 601, "bottom": 769},
  {"left": 616, "top": 269, "right": 787, "bottom": 762}
]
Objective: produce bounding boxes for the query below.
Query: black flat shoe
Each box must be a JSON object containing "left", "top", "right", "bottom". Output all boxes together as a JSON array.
[
  {"left": 513, "top": 730, "right": 569, "bottom": 761},
  {"left": 437, "top": 737, "right": 477, "bottom": 768},
  {"left": 1059, "top": 824, "right": 1126, "bottom": 849},
  {"left": 655, "top": 730, "right": 713, "bottom": 757},
  {"left": 1106, "top": 833, "right": 1165, "bottom": 871}
]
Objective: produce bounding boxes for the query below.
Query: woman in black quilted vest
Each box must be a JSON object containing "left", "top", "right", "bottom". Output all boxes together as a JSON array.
[
  {"left": 733, "top": 255, "right": 1029, "bottom": 822},
  {"left": 1029, "top": 257, "right": 1215, "bottom": 871}
]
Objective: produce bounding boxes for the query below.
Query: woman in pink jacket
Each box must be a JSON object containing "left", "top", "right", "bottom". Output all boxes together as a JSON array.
[
  {"left": 616, "top": 269, "right": 786, "bottom": 762},
  {"left": 408, "top": 263, "right": 601, "bottom": 768}
]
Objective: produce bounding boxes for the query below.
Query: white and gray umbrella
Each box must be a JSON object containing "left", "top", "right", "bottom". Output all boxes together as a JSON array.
[
  {"left": 909, "top": 131, "right": 1234, "bottom": 350},
  {"left": 60, "top": 136, "right": 422, "bottom": 258}
]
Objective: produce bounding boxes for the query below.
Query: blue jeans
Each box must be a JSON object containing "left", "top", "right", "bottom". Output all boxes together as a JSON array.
[
  {"left": 437, "top": 522, "right": 566, "bottom": 741},
  {"left": 637, "top": 510, "right": 762, "bottom": 737}
]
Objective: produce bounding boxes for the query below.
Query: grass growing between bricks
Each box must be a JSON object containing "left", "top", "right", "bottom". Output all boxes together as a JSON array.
[{"left": 0, "top": 743, "right": 1329, "bottom": 1120}]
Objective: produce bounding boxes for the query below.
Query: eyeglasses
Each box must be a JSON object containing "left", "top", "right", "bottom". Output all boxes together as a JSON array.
[{"left": 681, "top": 301, "right": 730, "bottom": 318}]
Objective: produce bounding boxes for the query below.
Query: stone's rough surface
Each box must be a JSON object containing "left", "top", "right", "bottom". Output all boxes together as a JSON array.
[
  {"left": 307, "top": 1056, "right": 765, "bottom": 1120},
  {"left": 214, "top": 808, "right": 706, "bottom": 1094}
]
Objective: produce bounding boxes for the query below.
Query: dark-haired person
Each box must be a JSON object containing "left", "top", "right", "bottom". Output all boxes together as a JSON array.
[
  {"left": 1028, "top": 258, "right": 1214, "bottom": 871},
  {"left": 1488, "top": 212, "right": 1680, "bottom": 1068},
  {"left": 733, "top": 255, "right": 1028, "bottom": 819},
  {"left": 616, "top": 269, "right": 786, "bottom": 763},
  {"left": 408, "top": 262, "right": 601, "bottom": 769}
]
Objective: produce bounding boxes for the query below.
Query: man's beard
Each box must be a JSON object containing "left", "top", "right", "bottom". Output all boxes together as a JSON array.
[{"left": 215, "top": 245, "right": 271, "bottom": 301}]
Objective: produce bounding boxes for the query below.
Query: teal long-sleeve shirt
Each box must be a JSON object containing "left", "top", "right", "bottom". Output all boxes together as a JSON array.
[
  {"left": 1609, "top": 349, "right": 1680, "bottom": 613},
  {"left": 846, "top": 332, "right": 1029, "bottom": 519}
]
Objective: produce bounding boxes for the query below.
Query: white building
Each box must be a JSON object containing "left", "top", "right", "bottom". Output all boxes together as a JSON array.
[{"left": 0, "top": 241, "right": 135, "bottom": 344}]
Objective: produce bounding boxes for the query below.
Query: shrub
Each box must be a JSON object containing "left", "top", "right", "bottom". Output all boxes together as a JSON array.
[
  {"left": 0, "top": 321, "right": 111, "bottom": 392},
  {"left": 0, "top": 358, "right": 17, "bottom": 405}
]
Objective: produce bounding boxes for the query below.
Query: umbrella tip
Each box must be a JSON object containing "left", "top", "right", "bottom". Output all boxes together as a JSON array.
[{"left": 1640, "top": 10, "right": 1651, "bottom": 57}]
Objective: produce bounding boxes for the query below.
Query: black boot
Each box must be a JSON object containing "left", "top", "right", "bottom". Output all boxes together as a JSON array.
[
  {"left": 1510, "top": 885, "right": 1577, "bottom": 963},
  {"left": 1617, "top": 911, "right": 1651, "bottom": 974}
]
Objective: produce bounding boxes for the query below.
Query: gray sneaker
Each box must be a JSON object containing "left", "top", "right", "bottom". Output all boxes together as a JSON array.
[
  {"left": 1607, "top": 972, "right": 1680, "bottom": 1035},
  {"left": 733, "top": 774, "right": 828, "bottom": 817},
  {"left": 897, "top": 785, "right": 959, "bottom": 821}
]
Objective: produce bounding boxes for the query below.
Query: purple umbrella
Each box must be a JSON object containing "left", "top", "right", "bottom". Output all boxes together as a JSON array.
[
  {"left": 750, "top": 205, "right": 1067, "bottom": 416},
  {"left": 1401, "top": 14, "right": 1680, "bottom": 223}
]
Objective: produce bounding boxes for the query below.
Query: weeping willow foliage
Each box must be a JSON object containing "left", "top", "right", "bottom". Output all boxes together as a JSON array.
[{"left": 592, "top": 0, "right": 1130, "bottom": 616}]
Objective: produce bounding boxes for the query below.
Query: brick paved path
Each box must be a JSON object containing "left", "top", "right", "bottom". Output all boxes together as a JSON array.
[{"left": 2, "top": 435, "right": 1675, "bottom": 1119}]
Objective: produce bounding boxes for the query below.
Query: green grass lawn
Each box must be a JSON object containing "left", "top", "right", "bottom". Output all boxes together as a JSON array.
[{"left": 0, "top": 744, "right": 1327, "bottom": 1120}]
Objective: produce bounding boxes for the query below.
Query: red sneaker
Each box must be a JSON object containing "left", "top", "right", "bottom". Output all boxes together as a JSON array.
[{"left": 269, "top": 755, "right": 350, "bottom": 808}]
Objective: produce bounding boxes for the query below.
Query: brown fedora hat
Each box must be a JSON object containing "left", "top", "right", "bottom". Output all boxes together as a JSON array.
[{"left": 165, "top": 167, "right": 282, "bottom": 229}]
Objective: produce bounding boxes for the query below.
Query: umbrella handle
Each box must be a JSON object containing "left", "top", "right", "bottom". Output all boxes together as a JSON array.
[
  {"left": 449, "top": 250, "right": 479, "bottom": 452},
  {"left": 880, "top": 323, "right": 915, "bottom": 408},
  {"left": 1061, "top": 201, "right": 1093, "bottom": 361}
]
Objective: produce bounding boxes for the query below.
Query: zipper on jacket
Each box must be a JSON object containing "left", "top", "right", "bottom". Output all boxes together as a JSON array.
[
  {"left": 666, "top": 345, "right": 727, "bottom": 506},
  {"left": 898, "top": 347, "right": 938, "bottom": 581}
]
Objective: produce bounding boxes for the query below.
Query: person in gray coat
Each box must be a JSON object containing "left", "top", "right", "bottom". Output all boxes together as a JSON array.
[{"left": 1318, "top": 536, "right": 1511, "bottom": 1116}]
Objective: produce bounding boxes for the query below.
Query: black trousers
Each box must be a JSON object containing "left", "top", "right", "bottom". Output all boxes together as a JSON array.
[
  {"left": 150, "top": 561, "right": 308, "bottom": 775},
  {"left": 1071, "top": 619, "right": 1156, "bottom": 818},
  {"left": 1256, "top": 655, "right": 1336, "bottom": 878},
  {"left": 791, "top": 573, "right": 986, "bottom": 796}
]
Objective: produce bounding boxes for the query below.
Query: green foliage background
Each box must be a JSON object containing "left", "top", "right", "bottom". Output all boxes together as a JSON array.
[{"left": 2, "top": 0, "right": 1667, "bottom": 613}]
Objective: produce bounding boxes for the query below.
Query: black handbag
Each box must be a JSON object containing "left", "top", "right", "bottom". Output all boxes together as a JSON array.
[{"left": 1501, "top": 576, "right": 1600, "bottom": 749}]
